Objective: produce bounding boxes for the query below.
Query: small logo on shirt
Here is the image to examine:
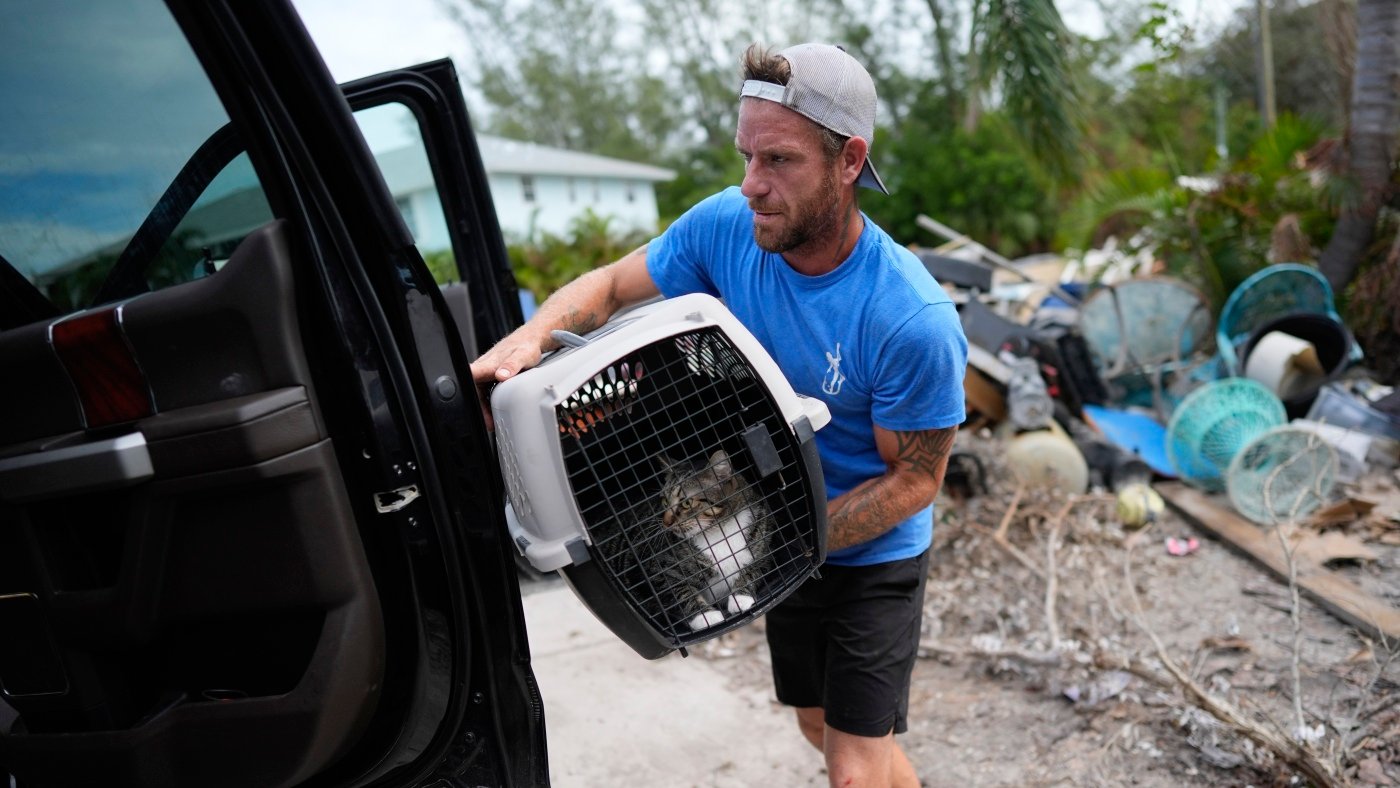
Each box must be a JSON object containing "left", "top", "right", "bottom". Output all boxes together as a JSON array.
[{"left": 822, "top": 343, "right": 846, "bottom": 396}]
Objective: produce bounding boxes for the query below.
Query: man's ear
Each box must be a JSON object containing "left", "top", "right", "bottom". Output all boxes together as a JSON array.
[{"left": 840, "top": 136, "right": 869, "bottom": 188}]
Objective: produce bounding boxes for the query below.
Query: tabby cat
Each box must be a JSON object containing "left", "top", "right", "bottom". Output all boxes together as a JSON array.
[{"left": 594, "top": 450, "right": 771, "bottom": 633}]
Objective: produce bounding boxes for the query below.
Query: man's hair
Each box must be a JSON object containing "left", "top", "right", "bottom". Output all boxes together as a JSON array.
[{"left": 740, "top": 44, "right": 848, "bottom": 163}]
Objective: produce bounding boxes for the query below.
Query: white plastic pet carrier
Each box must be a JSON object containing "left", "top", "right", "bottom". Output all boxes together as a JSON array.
[{"left": 492, "top": 294, "right": 830, "bottom": 658}]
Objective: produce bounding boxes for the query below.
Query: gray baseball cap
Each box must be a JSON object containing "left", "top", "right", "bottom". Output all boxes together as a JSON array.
[{"left": 740, "top": 43, "right": 889, "bottom": 194}]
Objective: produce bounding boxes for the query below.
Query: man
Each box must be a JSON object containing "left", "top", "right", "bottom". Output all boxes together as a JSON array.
[{"left": 471, "top": 43, "right": 967, "bottom": 788}]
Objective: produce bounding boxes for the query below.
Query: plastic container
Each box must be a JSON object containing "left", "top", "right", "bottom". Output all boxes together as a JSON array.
[
  {"left": 1242, "top": 312, "right": 1352, "bottom": 418},
  {"left": 1305, "top": 383, "right": 1400, "bottom": 443}
]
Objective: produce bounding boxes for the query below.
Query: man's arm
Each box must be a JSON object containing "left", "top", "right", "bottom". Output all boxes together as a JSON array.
[
  {"left": 469, "top": 243, "right": 660, "bottom": 388},
  {"left": 825, "top": 424, "right": 958, "bottom": 552}
]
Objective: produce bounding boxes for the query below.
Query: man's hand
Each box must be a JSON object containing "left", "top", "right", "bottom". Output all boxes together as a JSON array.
[
  {"left": 468, "top": 245, "right": 660, "bottom": 430},
  {"left": 470, "top": 328, "right": 547, "bottom": 386},
  {"left": 826, "top": 424, "right": 958, "bottom": 552},
  {"left": 468, "top": 329, "right": 547, "bottom": 431}
]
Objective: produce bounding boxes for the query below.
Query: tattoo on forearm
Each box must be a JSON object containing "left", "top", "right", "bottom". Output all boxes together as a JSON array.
[
  {"left": 561, "top": 304, "right": 599, "bottom": 337},
  {"left": 894, "top": 427, "right": 957, "bottom": 476},
  {"left": 828, "top": 479, "right": 893, "bottom": 550},
  {"left": 826, "top": 426, "right": 958, "bottom": 551}
]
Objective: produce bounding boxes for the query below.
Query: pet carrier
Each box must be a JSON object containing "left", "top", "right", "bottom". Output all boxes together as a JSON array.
[{"left": 492, "top": 294, "right": 831, "bottom": 659}]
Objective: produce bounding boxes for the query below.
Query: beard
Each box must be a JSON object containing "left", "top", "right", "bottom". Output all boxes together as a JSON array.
[{"left": 750, "top": 168, "right": 842, "bottom": 254}]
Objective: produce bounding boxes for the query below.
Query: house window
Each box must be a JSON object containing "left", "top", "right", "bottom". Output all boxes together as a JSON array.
[
  {"left": 567, "top": 177, "right": 576, "bottom": 203},
  {"left": 626, "top": 181, "right": 636, "bottom": 203},
  {"left": 592, "top": 178, "right": 600, "bottom": 201},
  {"left": 521, "top": 176, "right": 536, "bottom": 203}
]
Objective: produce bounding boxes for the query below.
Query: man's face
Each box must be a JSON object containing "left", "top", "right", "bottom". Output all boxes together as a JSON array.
[{"left": 735, "top": 99, "right": 844, "bottom": 255}]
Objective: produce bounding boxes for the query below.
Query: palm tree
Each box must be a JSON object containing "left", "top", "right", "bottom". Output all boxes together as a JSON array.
[{"left": 1318, "top": 0, "right": 1400, "bottom": 291}]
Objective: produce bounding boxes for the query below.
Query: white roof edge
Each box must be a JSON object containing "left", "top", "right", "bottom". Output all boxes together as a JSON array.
[{"left": 476, "top": 134, "right": 676, "bottom": 181}]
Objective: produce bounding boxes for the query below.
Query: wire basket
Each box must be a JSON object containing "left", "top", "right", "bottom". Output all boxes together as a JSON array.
[
  {"left": 1166, "top": 378, "right": 1286, "bottom": 491},
  {"left": 1226, "top": 426, "right": 1337, "bottom": 525}
]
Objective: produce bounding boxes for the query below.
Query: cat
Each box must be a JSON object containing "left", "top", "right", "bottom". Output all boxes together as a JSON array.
[
  {"left": 590, "top": 449, "right": 771, "bottom": 634},
  {"left": 655, "top": 450, "right": 771, "bottom": 631}
]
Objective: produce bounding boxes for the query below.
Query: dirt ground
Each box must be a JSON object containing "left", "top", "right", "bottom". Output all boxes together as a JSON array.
[{"left": 687, "top": 435, "right": 1400, "bottom": 788}]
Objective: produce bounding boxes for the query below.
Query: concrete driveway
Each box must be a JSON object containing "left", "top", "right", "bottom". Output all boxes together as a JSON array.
[{"left": 522, "top": 580, "right": 822, "bottom": 787}]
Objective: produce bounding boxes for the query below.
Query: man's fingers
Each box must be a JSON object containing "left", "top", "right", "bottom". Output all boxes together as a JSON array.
[
  {"left": 470, "top": 351, "right": 515, "bottom": 384},
  {"left": 469, "top": 358, "right": 497, "bottom": 384},
  {"left": 469, "top": 342, "right": 541, "bottom": 386}
]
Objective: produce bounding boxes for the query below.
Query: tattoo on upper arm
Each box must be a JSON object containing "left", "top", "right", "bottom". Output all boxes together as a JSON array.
[{"left": 893, "top": 427, "right": 957, "bottom": 477}]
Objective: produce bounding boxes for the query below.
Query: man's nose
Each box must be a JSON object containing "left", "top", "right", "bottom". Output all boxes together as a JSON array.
[{"left": 740, "top": 162, "right": 767, "bottom": 199}]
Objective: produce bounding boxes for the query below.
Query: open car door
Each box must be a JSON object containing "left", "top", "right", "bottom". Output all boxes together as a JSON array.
[{"left": 0, "top": 1, "right": 544, "bottom": 786}]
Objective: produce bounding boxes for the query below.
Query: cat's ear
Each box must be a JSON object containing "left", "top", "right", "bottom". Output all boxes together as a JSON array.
[
  {"left": 708, "top": 450, "right": 732, "bottom": 481},
  {"left": 656, "top": 455, "right": 678, "bottom": 474}
]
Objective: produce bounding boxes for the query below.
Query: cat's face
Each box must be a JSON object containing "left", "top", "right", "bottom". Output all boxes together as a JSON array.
[{"left": 659, "top": 451, "right": 737, "bottom": 535}]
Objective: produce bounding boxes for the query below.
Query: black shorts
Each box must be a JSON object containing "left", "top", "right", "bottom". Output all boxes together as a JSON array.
[{"left": 764, "top": 549, "right": 929, "bottom": 737}]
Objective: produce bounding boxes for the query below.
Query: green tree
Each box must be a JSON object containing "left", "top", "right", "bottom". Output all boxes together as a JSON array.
[
  {"left": 1064, "top": 115, "right": 1331, "bottom": 309},
  {"left": 1204, "top": 0, "right": 1351, "bottom": 130},
  {"left": 508, "top": 210, "right": 651, "bottom": 302},
  {"left": 866, "top": 108, "right": 1059, "bottom": 258},
  {"left": 439, "top": 0, "right": 680, "bottom": 159}
]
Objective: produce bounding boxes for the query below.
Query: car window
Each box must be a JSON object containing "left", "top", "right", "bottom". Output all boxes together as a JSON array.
[
  {"left": 148, "top": 152, "right": 275, "bottom": 289},
  {"left": 0, "top": 0, "right": 273, "bottom": 314},
  {"left": 354, "top": 102, "right": 457, "bottom": 284}
]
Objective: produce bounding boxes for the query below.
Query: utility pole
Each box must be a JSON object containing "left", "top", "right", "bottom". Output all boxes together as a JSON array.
[
  {"left": 1215, "top": 83, "right": 1230, "bottom": 164},
  {"left": 1257, "top": 0, "right": 1277, "bottom": 128}
]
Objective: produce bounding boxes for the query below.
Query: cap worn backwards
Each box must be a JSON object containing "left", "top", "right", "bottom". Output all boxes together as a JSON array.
[{"left": 739, "top": 43, "right": 889, "bottom": 195}]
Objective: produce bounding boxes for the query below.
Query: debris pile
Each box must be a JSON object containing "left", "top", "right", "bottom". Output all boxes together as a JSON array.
[{"left": 914, "top": 221, "right": 1400, "bottom": 785}]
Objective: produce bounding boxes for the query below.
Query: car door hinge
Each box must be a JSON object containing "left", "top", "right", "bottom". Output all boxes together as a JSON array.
[{"left": 374, "top": 484, "right": 421, "bottom": 513}]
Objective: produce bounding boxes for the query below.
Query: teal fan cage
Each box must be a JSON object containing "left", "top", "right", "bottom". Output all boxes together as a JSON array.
[
  {"left": 1226, "top": 426, "right": 1337, "bottom": 525},
  {"left": 1079, "top": 278, "right": 1214, "bottom": 415}
]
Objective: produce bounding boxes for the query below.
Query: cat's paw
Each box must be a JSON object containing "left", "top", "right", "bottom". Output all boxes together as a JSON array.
[
  {"left": 687, "top": 609, "right": 726, "bottom": 631},
  {"left": 725, "top": 594, "right": 754, "bottom": 614}
]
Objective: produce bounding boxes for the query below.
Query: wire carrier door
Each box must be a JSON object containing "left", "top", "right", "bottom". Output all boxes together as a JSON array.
[{"left": 492, "top": 294, "right": 830, "bottom": 658}]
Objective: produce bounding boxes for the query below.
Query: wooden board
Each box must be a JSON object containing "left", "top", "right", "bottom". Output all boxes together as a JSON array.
[
  {"left": 1159, "top": 482, "right": 1400, "bottom": 643},
  {"left": 963, "top": 366, "right": 1007, "bottom": 422}
]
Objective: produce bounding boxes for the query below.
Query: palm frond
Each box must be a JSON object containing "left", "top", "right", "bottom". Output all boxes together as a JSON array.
[
  {"left": 1059, "top": 167, "right": 1177, "bottom": 249},
  {"left": 971, "top": 0, "right": 1083, "bottom": 175}
]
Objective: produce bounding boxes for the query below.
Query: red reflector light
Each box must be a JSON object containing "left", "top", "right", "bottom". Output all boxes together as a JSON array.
[{"left": 51, "top": 308, "right": 153, "bottom": 428}]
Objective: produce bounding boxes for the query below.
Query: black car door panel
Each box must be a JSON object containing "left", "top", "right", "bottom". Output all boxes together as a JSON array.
[
  {"left": 0, "top": 222, "right": 384, "bottom": 787},
  {"left": 2, "top": 0, "right": 545, "bottom": 784}
]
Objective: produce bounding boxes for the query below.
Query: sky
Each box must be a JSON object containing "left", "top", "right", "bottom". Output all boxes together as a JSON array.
[
  {"left": 290, "top": 0, "right": 1252, "bottom": 87},
  {"left": 289, "top": 0, "right": 1253, "bottom": 155}
]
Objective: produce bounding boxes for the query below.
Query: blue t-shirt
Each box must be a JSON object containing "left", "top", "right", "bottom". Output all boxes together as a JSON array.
[{"left": 647, "top": 187, "right": 968, "bottom": 566}]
